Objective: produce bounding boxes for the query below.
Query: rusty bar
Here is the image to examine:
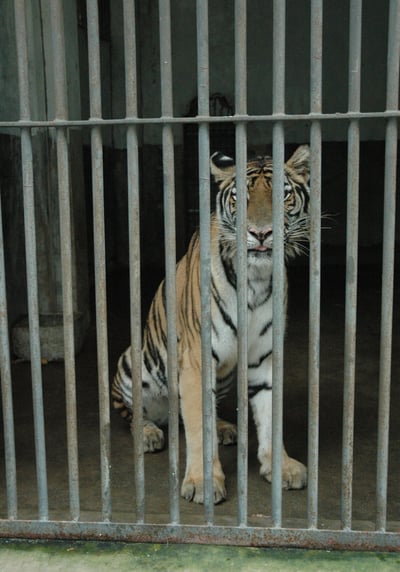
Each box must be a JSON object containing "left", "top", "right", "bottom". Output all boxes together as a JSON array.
[
  {"left": 87, "top": 0, "right": 111, "bottom": 521},
  {"left": 271, "top": 0, "right": 286, "bottom": 527},
  {"left": 0, "top": 192, "right": 18, "bottom": 519},
  {"left": 196, "top": 0, "right": 214, "bottom": 523},
  {"left": 376, "top": 0, "right": 400, "bottom": 532},
  {"left": 123, "top": 0, "right": 145, "bottom": 524},
  {"left": 341, "top": 0, "right": 362, "bottom": 531},
  {"left": 307, "top": 0, "right": 323, "bottom": 529},
  {"left": 159, "top": 0, "right": 180, "bottom": 524},
  {"left": 14, "top": 0, "right": 49, "bottom": 521},
  {"left": 49, "top": 0, "right": 80, "bottom": 521},
  {"left": 0, "top": 519, "right": 399, "bottom": 551},
  {"left": 234, "top": 0, "right": 249, "bottom": 528}
]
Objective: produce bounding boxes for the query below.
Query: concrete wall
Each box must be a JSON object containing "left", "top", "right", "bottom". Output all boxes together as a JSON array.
[
  {"left": 126, "top": 0, "right": 390, "bottom": 145},
  {"left": 0, "top": 0, "right": 89, "bottom": 334},
  {"left": 0, "top": 0, "right": 398, "bottom": 337},
  {"left": 103, "top": 0, "right": 397, "bottom": 269}
]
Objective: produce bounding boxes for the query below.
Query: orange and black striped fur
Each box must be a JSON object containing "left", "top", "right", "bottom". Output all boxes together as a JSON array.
[{"left": 112, "top": 145, "right": 311, "bottom": 503}]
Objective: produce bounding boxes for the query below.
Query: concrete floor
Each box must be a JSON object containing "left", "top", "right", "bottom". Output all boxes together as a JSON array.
[
  {"left": 1, "top": 263, "right": 399, "bottom": 537},
  {"left": 0, "top": 541, "right": 400, "bottom": 572}
]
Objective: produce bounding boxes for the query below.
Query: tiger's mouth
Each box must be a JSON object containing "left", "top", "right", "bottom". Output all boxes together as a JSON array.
[{"left": 248, "top": 244, "right": 272, "bottom": 255}]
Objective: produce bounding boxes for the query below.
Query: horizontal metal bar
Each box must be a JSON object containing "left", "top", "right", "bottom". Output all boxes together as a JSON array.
[
  {"left": 1, "top": 110, "right": 399, "bottom": 129},
  {"left": 0, "top": 521, "right": 398, "bottom": 552}
]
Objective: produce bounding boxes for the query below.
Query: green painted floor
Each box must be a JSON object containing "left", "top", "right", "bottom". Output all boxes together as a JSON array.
[{"left": 0, "top": 541, "right": 399, "bottom": 572}]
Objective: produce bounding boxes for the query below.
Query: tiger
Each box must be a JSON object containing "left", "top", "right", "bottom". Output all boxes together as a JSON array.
[{"left": 112, "top": 144, "right": 310, "bottom": 504}]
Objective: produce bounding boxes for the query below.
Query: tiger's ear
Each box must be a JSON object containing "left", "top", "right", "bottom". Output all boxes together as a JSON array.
[
  {"left": 210, "top": 152, "right": 235, "bottom": 184},
  {"left": 285, "top": 145, "right": 310, "bottom": 183}
]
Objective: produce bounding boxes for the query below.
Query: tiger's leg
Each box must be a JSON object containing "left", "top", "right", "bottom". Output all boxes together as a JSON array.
[
  {"left": 248, "top": 354, "right": 307, "bottom": 490},
  {"left": 136, "top": 366, "right": 169, "bottom": 452},
  {"left": 179, "top": 353, "right": 226, "bottom": 504},
  {"left": 216, "top": 369, "right": 237, "bottom": 445},
  {"left": 113, "top": 349, "right": 168, "bottom": 452}
]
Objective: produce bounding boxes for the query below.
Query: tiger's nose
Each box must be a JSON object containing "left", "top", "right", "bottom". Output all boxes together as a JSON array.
[{"left": 248, "top": 226, "right": 272, "bottom": 242}]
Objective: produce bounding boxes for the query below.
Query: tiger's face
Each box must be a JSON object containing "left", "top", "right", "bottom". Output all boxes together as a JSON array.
[{"left": 210, "top": 145, "right": 310, "bottom": 262}]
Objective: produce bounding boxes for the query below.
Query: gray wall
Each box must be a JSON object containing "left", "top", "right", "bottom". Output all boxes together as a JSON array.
[
  {"left": 104, "top": 0, "right": 397, "bottom": 268},
  {"left": 0, "top": 0, "right": 398, "bottom": 331},
  {"left": 0, "top": 0, "right": 89, "bottom": 328}
]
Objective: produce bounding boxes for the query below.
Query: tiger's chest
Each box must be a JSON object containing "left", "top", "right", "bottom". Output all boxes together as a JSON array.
[{"left": 211, "top": 260, "right": 278, "bottom": 373}]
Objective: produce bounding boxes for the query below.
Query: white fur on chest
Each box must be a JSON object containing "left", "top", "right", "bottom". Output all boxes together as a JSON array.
[{"left": 211, "top": 256, "right": 279, "bottom": 374}]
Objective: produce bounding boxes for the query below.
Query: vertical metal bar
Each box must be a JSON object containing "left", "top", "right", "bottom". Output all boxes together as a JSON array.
[
  {"left": 123, "top": 0, "right": 145, "bottom": 524},
  {"left": 197, "top": 0, "right": 214, "bottom": 524},
  {"left": 271, "top": 0, "right": 286, "bottom": 528},
  {"left": 234, "top": 0, "right": 248, "bottom": 528},
  {"left": 87, "top": 0, "right": 111, "bottom": 521},
  {"left": 376, "top": 0, "right": 400, "bottom": 532},
  {"left": 159, "top": 0, "right": 180, "bottom": 524},
  {"left": 341, "top": 0, "right": 362, "bottom": 531},
  {"left": 49, "top": 0, "right": 80, "bottom": 521},
  {"left": 308, "top": 0, "right": 323, "bottom": 530},
  {"left": 14, "top": 0, "right": 48, "bottom": 521},
  {"left": 0, "top": 194, "right": 18, "bottom": 519}
]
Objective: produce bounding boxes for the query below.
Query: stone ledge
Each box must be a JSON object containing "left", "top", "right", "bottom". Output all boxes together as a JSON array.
[{"left": 12, "top": 313, "right": 87, "bottom": 361}]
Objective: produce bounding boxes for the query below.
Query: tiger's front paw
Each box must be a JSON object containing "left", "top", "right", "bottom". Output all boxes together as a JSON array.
[
  {"left": 131, "top": 421, "right": 165, "bottom": 453},
  {"left": 217, "top": 418, "right": 237, "bottom": 445},
  {"left": 181, "top": 473, "right": 226, "bottom": 504},
  {"left": 260, "top": 456, "right": 307, "bottom": 490},
  {"left": 281, "top": 456, "right": 307, "bottom": 489}
]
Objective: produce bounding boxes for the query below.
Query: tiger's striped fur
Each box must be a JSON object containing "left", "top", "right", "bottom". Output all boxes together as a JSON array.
[{"left": 112, "top": 145, "right": 311, "bottom": 504}]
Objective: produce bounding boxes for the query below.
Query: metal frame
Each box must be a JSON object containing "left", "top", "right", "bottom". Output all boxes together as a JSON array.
[{"left": 0, "top": 0, "right": 398, "bottom": 551}]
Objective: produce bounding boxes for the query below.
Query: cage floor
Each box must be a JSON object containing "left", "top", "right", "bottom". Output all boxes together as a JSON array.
[{"left": 1, "top": 264, "right": 399, "bottom": 531}]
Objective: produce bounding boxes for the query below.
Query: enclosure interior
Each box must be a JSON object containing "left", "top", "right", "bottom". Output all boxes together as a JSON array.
[{"left": 0, "top": 0, "right": 399, "bottom": 531}]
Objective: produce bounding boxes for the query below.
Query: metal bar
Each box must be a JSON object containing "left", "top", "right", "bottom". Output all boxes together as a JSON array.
[
  {"left": 49, "top": 0, "right": 80, "bottom": 521},
  {"left": 87, "top": 0, "right": 111, "bottom": 522},
  {"left": 234, "top": 0, "right": 248, "bottom": 528},
  {"left": 307, "top": 0, "right": 323, "bottom": 529},
  {"left": 14, "top": 0, "right": 49, "bottom": 521},
  {"left": 196, "top": 0, "right": 214, "bottom": 524},
  {"left": 271, "top": 0, "right": 286, "bottom": 528},
  {"left": 376, "top": 0, "right": 400, "bottom": 532},
  {"left": 56, "top": 128, "right": 80, "bottom": 520},
  {"left": 123, "top": 0, "right": 145, "bottom": 524},
  {"left": 341, "top": 0, "right": 362, "bottom": 531},
  {"left": 0, "top": 520, "right": 399, "bottom": 552},
  {"left": 159, "top": 0, "right": 180, "bottom": 525},
  {"left": 2, "top": 110, "right": 400, "bottom": 129},
  {"left": 0, "top": 191, "right": 18, "bottom": 519}
]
